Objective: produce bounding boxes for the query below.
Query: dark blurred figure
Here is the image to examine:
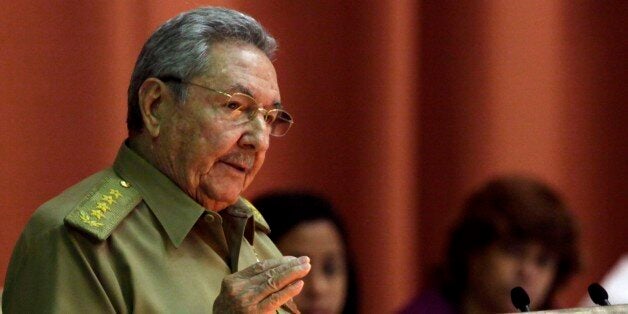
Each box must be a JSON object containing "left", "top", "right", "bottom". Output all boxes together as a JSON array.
[
  {"left": 254, "top": 192, "right": 360, "bottom": 314},
  {"left": 400, "top": 175, "right": 580, "bottom": 314}
]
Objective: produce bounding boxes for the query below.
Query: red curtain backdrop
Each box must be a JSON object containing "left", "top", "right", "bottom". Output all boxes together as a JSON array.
[{"left": 1, "top": 1, "right": 625, "bottom": 312}]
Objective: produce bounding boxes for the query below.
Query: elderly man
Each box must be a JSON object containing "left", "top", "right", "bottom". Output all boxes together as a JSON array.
[{"left": 2, "top": 7, "right": 309, "bottom": 313}]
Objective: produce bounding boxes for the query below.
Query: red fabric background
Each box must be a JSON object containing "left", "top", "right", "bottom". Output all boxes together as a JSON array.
[{"left": 1, "top": 1, "right": 626, "bottom": 312}]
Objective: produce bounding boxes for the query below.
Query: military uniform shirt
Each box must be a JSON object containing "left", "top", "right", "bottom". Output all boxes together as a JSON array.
[{"left": 2, "top": 143, "right": 297, "bottom": 313}]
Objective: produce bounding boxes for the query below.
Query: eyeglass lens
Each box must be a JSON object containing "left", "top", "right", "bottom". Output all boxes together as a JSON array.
[{"left": 228, "top": 93, "right": 292, "bottom": 136}]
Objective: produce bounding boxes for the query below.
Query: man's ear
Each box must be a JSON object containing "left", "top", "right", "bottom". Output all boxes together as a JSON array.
[{"left": 138, "top": 78, "right": 169, "bottom": 137}]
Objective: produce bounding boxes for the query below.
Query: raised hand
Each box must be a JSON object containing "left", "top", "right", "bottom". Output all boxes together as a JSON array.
[{"left": 213, "top": 256, "right": 311, "bottom": 313}]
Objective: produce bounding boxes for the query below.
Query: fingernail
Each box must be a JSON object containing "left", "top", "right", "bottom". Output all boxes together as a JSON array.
[{"left": 298, "top": 256, "right": 310, "bottom": 264}]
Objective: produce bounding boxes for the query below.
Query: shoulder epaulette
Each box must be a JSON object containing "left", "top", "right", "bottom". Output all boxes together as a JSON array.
[
  {"left": 239, "top": 197, "right": 271, "bottom": 233},
  {"left": 64, "top": 175, "right": 142, "bottom": 241}
]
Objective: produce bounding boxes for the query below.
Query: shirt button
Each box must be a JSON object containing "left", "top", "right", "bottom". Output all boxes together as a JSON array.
[{"left": 205, "top": 215, "right": 215, "bottom": 223}]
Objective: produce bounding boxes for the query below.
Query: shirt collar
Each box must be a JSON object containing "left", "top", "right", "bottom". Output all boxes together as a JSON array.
[
  {"left": 112, "top": 143, "right": 207, "bottom": 247},
  {"left": 227, "top": 197, "right": 271, "bottom": 234}
]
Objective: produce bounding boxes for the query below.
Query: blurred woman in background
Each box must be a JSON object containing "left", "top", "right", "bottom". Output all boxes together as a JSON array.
[
  {"left": 254, "top": 192, "right": 359, "bottom": 314},
  {"left": 400, "top": 175, "right": 581, "bottom": 313}
]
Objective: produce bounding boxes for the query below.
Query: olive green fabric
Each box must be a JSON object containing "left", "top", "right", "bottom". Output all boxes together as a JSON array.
[{"left": 2, "top": 143, "right": 297, "bottom": 313}]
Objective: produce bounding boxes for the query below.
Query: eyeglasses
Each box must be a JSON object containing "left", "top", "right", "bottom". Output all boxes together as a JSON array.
[{"left": 159, "top": 76, "right": 293, "bottom": 137}]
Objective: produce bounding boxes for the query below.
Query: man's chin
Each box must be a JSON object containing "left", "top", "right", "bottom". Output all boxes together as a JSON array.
[
  {"left": 200, "top": 188, "right": 242, "bottom": 211},
  {"left": 208, "top": 201, "right": 232, "bottom": 212}
]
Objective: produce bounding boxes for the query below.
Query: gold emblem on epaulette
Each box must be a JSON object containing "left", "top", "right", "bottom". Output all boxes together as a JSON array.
[
  {"left": 65, "top": 175, "right": 142, "bottom": 240},
  {"left": 76, "top": 187, "right": 123, "bottom": 227}
]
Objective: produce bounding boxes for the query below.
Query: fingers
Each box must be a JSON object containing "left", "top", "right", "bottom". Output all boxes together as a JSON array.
[
  {"left": 237, "top": 256, "right": 299, "bottom": 278},
  {"left": 258, "top": 280, "right": 305, "bottom": 312},
  {"left": 252, "top": 256, "right": 311, "bottom": 296},
  {"left": 215, "top": 255, "right": 311, "bottom": 313}
]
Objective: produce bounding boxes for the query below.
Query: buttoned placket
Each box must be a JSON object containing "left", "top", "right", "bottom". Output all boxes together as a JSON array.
[
  {"left": 220, "top": 205, "right": 260, "bottom": 272},
  {"left": 193, "top": 211, "right": 230, "bottom": 267}
]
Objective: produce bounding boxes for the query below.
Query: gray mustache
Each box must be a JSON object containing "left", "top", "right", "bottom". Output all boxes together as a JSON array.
[{"left": 221, "top": 154, "right": 255, "bottom": 170}]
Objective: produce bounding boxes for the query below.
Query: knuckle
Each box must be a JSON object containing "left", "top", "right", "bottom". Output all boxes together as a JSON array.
[
  {"left": 265, "top": 276, "right": 279, "bottom": 290},
  {"left": 267, "top": 268, "right": 278, "bottom": 277},
  {"left": 221, "top": 277, "right": 233, "bottom": 288},
  {"left": 220, "top": 278, "right": 238, "bottom": 296},
  {"left": 254, "top": 261, "right": 267, "bottom": 272}
]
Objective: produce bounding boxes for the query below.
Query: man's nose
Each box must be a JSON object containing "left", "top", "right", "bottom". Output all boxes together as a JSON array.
[{"left": 238, "top": 115, "right": 270, "bottom": 151}]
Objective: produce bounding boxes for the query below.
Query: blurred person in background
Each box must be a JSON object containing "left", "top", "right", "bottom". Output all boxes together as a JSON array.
[
  {"left": 254, "top": 191, "right": 360, "bottom": 314},
  {"left": 400, "top": 175, "right": 580, "bottom": 314}
]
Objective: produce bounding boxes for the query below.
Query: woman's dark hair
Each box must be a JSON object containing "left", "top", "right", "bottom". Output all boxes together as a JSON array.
[
  {"left": 442, "top": 175, "right": 580, "bottom": 309},
  {"left": 253, "top": 191, "right": 359, "bottom": 314}
]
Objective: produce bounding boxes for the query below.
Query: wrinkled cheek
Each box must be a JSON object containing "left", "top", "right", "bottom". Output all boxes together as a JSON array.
[
  {"left": 194, "top": 161, "right": 216, "bottom": 188},
  {"left": 243, "top": 161, "right": 264, "bottom": 190}
]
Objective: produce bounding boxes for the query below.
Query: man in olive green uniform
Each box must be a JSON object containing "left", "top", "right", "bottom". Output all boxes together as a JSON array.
[{"left": 2, "top": 7, "right": 309, "bottom": 313}]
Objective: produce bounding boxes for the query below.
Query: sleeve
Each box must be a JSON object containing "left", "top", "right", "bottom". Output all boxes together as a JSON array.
[{"left": 2, "top": 226, "right": 120, "bottom": 314}]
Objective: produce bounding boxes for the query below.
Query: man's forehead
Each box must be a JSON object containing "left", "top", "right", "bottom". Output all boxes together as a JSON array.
[
  {"left": 206, "top": 41, "right": 274, "bottom": 73},
  {"left": 201, "top": 43, "right": 280, "bottom": 102},
  {"left": 207, "top": 71, "right": 280, "bottom": 99}
]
